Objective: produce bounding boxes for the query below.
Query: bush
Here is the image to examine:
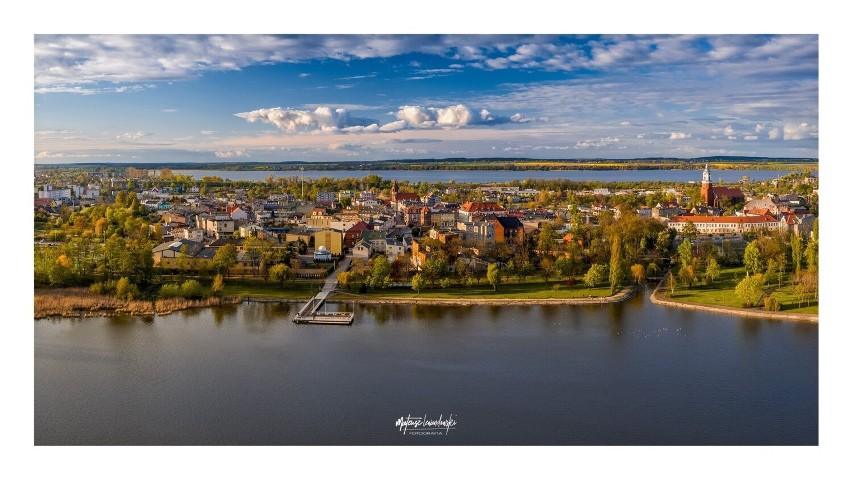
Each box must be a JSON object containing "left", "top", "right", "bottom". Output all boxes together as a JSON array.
[
  {"left": 115, "top": 277, "right": 140, "bottom": 300},
  {"left": 180, "top": 280, "right": 204, "bottom": 299},
  {"left": 439, "top": 278, "right": 453, "bottom": 289},
  {"left": 552, "top": 284, "right": 561, "bottom": 291},
  {"left": 158, "top": 283, "right": 182, "bottom": 299},
  {"left": 764, "top": 294, "right": 782, "bottom": 311}
]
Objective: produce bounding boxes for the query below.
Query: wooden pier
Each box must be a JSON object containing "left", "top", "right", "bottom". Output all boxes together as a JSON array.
[{"left": 293, "top": 256, "right": 355, "bottom": 325}]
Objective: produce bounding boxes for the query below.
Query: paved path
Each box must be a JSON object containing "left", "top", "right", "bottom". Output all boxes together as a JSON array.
[{"left": 298, "top": 255, "right": 353, "bottom": 316}]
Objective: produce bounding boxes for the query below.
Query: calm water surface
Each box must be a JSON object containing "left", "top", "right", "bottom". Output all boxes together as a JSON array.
[
  {"left": 173, "top": 169, "right": 808, "bottom": 184},
  {"left": 34, "top": 290, "right": 817, "bottom": 445}
]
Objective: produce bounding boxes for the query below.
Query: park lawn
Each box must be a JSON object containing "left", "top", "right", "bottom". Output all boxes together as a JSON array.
[
  {"left": 219, "top": 279, "right": 323, "bottom": 300},
  {"left": 771, "top": 285, "right": 819, "bottom": 314},
  {"left": 665, "top": 266, "right": 818, "bottom": 314},
  {"left": 344, "top": 279, "right": 613, "bottom": 300}
]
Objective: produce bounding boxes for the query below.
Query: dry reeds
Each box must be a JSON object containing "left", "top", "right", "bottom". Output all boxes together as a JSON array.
[{"left": 34, "top": 288, "right": 240, "bottom": 318}]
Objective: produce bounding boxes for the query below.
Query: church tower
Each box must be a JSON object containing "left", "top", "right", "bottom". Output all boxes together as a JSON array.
[
  {"left": 391, "top": 180, "right": 398, "bottom": 202},
  {"left": 700, "top": 163, "right": 714, "bottom": 206}
]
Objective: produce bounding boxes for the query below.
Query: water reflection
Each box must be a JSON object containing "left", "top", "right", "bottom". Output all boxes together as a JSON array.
[{"left": 35, "top": 290, "right": 818, "bottom": 445}]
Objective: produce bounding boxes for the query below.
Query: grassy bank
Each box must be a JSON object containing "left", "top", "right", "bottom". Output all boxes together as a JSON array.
[
  {"left": 219, "top": 279, "right": 323, "bottom": 300},
  {"left": 663, "top": 266, "right": 817, "bottom": 314},
  {"left": 340, "top": 279, "right": 612, "bottom": 300}
]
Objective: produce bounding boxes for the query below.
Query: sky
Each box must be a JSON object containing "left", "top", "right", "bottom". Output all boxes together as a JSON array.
[{"left": 33, "top": 34, "right": 818, "bottom": 164}]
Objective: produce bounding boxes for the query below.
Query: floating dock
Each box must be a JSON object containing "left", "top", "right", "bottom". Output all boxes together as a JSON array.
[
  {"left": 293, "top": 287, "right": 354, "bottom": 325},
  {"left": 293, "top": 256, "right": 355, "bottom": 325}
]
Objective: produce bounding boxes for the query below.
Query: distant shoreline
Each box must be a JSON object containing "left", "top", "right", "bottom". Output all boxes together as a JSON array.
[{"left": 34, "top": 157, "right": 818, "bottom": 171}]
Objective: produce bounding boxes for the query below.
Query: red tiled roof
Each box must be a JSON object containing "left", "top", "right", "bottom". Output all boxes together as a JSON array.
[
  {"left": 395, "top": 193, "right": 420, "bottom": 201},
  {"left": 711, "top": 186, "right": 744, "bottom": 198},
  {"left": 461, "top": 201, "right": 505, "bottom": 213},
  {"left": 672, "top": 214, "right": 777, "bottom": 224}
]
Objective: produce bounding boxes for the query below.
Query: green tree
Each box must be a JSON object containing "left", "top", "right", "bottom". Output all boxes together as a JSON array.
[
  {"left": 115, "top": 277, "right": 139, "bottom": 300},
  {"left": 805, "top": 238, "right": 818, "bottom": 271},
  {"left": 487, "top": 263, "right": 502, "bottom": 291},
  {"left": 677, "top": 239, "right": 693, "bottom": 267},
  {"left": 212, "top": 244, "right": 238, "bottom": 276},
  {"left": 681, "top": 220, "right": 698, "bottom": 240},
  {"left": 411, "top": 273, "right": 425, "bottom": 294},
  {"left": 646, "top": 262, "right": 661, "bottom": 279},
  {"left": 630, "top": 263, "right": 646, "bottom": 285},
  {"left": 609, "top": 236, "right": 624, "bottom": 294},
  {"left": 704, "top": 257, "right": 720, "bottom": 284},
  {"left": 554, "top": 256, "right": 572, "bottom": 280},
  {"left": 268, "top": 263, "right": 292, "bottom": 287},
  {"left": 369, "top": 255, "right": 391, "bottom": 289},
  {"left": 537, "top": 222, "right": 556, "bottom": 257},
  {"left": 583, "top": 263, "right": 607, "bottom": 288},
  {"left": 743, "top": 241, "right": 764, "bottom": 275},
  {"left": 735, "top": 273, "right": 765, "bottom": 308},
  {"left": 790, "top": 234, "right": 803, "bottom": 278}
]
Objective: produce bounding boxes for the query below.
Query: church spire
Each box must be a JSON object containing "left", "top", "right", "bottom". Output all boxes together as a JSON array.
[{"left": 702, "top": 163, "right": 711, "bottom": 184}]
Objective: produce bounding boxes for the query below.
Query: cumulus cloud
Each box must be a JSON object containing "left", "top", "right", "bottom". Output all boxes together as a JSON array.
[
  {"left": 234, "top": 107, "right": 379, "bottom": 133},
  {"left": 755, "top": 123, "right": 765, "bottom": 133},
  {"left": 783, "top": 122, "right": 818, "bottom": 140},
  {"left": 744, "top": 135, "right": 758, "bottom": 141},
  {"left": 723, "top": 125, "right": 736, "bottom": 136},
  {"left": 214, "top": 148, "right": 249, "bottom": 158},
  {"left": 394, "top": 104, "right": 532, "bottom": 128},
  {"left": 669, "top": 132, "right": 691, "bottom": 140},
  {"left": 768, "top": 127, "right": 781, "bottom": 140},
  {"left": 236, "top": 104, "right": 535, "bottom": 134}
]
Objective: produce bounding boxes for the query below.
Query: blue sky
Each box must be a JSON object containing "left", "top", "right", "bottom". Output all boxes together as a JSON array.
[{"left": 34, "top": 34, "right": 818, "bottom": 163}]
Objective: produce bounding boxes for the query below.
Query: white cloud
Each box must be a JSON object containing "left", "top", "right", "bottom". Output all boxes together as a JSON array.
[
  {"left": 162, "top": 108, "right": 178, "bottom": 113},
  {"left": 117, "top": 131, "right": 149, "bottom": 142},
  {"left": 200, "top": 130, "right": 216, "bottom": 135},
  {"left": 783, "top": 122, "right": 818, "bottom": 140},
  {"left": 669, "top": 132, "right": 691, "bottom": 140},
  {"left": 298, "top": 73, "right": 310, "bottom": 78},
  {"left": 755, "top": 123, "right": 765, "bottom": 133},
  {"left": 236, "top": 104, "right": 534, "bottom": 135},
  {"left": 234, "top": 106, "right": 379, "bottom": 133},
  {"left": 619, "top": 121, "right": 631, "bottom": 126},
  {"left": 214, "top": 148, "right": 249, "bottom": 158},
  {"left": 744, "top": 135, "right": 758, "bottom": 141},
  {"left": 768, "top": 128, "right": 781, "bottom": 140},
  {"left": 575, "top": 137, "right": 620, "bottom": 149},
  {"left": 723, "top": 125, "right": 736, "bottom": 136}
]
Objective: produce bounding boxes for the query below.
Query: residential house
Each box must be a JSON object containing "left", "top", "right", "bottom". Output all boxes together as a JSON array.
[{"left": 490, "top": 216, "right": 525, "bottom": 244}]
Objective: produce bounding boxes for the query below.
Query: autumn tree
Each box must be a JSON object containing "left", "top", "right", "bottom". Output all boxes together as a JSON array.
[
  {"left": 411, "top": 273, "right": 425, "bottom": 294},
  {"left": 487, "top": 263, "right": 501, "bottom": 291},
  {"left": 630, "top": 263, "right": 646, "bottom": 285}
]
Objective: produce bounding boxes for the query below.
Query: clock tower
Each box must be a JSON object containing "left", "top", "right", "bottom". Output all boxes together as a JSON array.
[{"left": 700, "top": 163, "right": 714, "bottom": 206}]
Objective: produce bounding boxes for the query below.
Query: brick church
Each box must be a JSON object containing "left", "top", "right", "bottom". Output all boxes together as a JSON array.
[{"left": 700, "top": 164, "right": 744, "bottom": 208}]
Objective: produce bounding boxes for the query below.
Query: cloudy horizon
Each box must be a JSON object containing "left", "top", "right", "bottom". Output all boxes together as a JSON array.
[{"left": 34, "top": 34, "right": 818, "bottom": 164}]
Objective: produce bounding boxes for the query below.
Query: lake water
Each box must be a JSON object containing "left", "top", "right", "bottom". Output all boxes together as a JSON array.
[
  {"left": 173, "top": 169, "right": 810, "bottom": 184},
  {"left": 34, "top": 290, "right": 817, "bottom": 445}
]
